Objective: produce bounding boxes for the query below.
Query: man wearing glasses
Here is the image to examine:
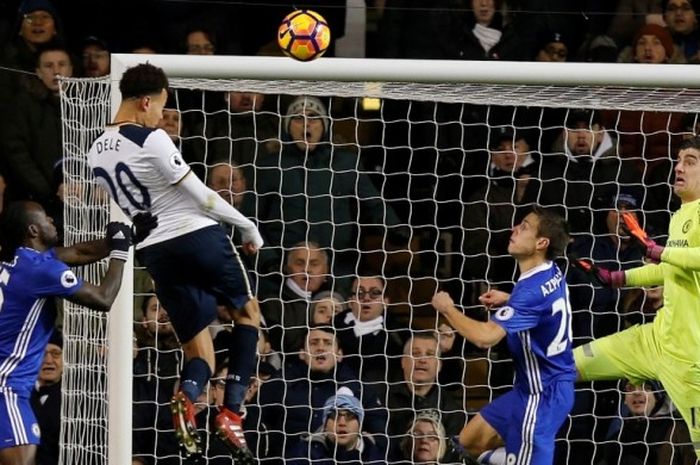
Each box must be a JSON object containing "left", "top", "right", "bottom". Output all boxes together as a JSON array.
[{"left": 334, "top": 274, "right": 406, "bottom": 394}]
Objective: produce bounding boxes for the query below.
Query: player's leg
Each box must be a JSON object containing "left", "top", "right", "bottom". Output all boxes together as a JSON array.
[
  {"left": 0, "top": 389, "right": 41, "bottom": 465},
  {"left": 574, "top": 323, "right": 660, "bottom": 384},
  {"left": 206, "top": 232, "right": 259, "bottom": 462},
  {"left": 658, "top": 359, "right": 700, "bottom": 460},
  {"left": 459, "top": 413, "right": 504, "bottom": 458},
  {"left": 0, "top": 445, "right": 37, "bottom": 465}
]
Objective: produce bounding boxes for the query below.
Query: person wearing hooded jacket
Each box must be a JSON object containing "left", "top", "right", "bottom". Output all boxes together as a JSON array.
[{"left": 254, "top": 96, "right": 404, "bottom": 293}]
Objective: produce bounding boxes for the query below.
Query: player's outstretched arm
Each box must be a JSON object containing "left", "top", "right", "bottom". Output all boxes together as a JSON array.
[
  {"left": 66, "top": 223, "right": 131, "bottom": 312},
  {"left": 569, "top": 255, "right": 627, "bottom": 288},
  {"left": 432, "top": 291, "right": 506, "bottom": 349},
  {"left": 620, "top": 211, "right": 664, "bottom": 263},
  {"left": 55, "top": 239, "right": 110, "bottom": 266},
  {"left": 176, "top": 171, "right": 264, "bottom": 252}
]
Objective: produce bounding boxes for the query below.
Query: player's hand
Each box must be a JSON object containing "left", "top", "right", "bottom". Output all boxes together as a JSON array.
[
  {"left": 478, "top": 290, "right": 510, "bottom": 309},
  {"left": 241, "top": 242, "right": 258, "bottom": 256},
  {"left": 570, "top": 255, "right": 626, "bottom": 288},
  {"left": 106, "top": 222, "right": 132, "bottom": 261},
  {"left": 432, "top": 291, "right": 455, "bottom": 315},
  {"left": 620, "top": 211, "right": 664, "bottom": 263},
  {"left": 131, "top": 212, "right": 158, "bottom": 244}
]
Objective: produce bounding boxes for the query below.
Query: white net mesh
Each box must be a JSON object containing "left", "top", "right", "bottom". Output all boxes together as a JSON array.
[{"left": 60, "top": 64, "right": 699, "bottom": 465}]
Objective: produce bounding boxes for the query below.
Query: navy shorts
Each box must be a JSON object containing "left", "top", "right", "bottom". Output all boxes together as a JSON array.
[
  {"left": 136, "top": 225, "right": 253, "bottom": 343},
  {"left": 0, "top": 387, "right": 41, "bottom": 450},
  {"left": 480, "top": 380, "right": 574, "bottom": 465}
]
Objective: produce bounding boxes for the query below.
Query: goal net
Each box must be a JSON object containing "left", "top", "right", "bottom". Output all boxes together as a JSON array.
[{"left": 59, "top": 56, "right": 700, "bottom": 465}]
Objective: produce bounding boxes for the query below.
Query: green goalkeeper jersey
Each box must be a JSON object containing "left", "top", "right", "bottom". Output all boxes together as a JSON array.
[{"left": 626, "top": 198, "right": 700, "bottom": 363}]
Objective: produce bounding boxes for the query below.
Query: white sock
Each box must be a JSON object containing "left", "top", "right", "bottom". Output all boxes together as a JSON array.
[{"left": 478, "top": 447, "right": 507, "bottom": 465}]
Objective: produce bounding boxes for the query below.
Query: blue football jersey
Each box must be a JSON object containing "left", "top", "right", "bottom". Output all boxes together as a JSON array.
[
  {"left": 0, "top": 248, "right": 83, "bottom": 393},
  {"left": 492, "top": 261, "right": 576, "bottom": 393}
]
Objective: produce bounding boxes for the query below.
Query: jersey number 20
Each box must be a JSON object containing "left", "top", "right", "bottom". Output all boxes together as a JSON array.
[{"left": 93, "top": 163, "right": 151, "bottom": 215}]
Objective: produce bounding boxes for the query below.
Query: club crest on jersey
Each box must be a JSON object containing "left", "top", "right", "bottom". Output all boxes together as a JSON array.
[
  {"left": 495, "top": 306, "right": 515, "bottom": 321},
  {"left": 683, "top": 219, "right": 692, "bottom": 233},
  {"left": 169, "top": 153, "right": 185, "bottom": 170},
  {"left": 60, "top": 270, "right": 78, "bottom": 288}
]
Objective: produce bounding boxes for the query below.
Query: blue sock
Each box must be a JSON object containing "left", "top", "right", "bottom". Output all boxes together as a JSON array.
[
  {"left": 224, "top": 324, "right": 258, "bottom": 414},
  {"left": 180, "top": 357, "right": 212, "bottom": 402}
]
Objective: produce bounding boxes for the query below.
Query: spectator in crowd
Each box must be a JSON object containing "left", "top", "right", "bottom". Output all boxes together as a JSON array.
[
  {"left": 257, "top": 326, "right": 386, "bottom": 460},
  {"left": 207, "top": 161, "right": 252, "bottom": 213},
  {"left": 310, "top": 290, "right": 347, "bottom": 325},
  {"left": 396, "top": 409, "right": 465, "bottom": 464},
  {"left": 597, "top": 381, "right": 696, "bottom": 465},
  {"left": 608, "top": 0, "right": 664, "bottom": 49},
  {"left": 0, "top": 0, "right": 63, "bottom": 111},
  {"left": 30, "top": 330, "right": 64, "bottom": 465},
  {"left": 386, "top": 332, "right": 465, "bottom": 456},
  {"left": 534, "top": 31, "right": 569, "bottom": 62},
  {"left": 568, "top": 191, "right": 647, "bottom": 341},
  {"left": 462, "top": 126, "right": 541, "bottom": 287},
  {"left": 663, "top": 0, "right": 700, "bottom": 63},
  {"left": 259, "top": 241, "right": 330, "bottom": 353},
  {"left": 132, "top": 295, "right": 184, "bottom": 465},
  {"left": 255, "top": 96, "right": 404, "bottom": 293},
  {"left": 540, "top": 109, "right": 645, "bottom": 236},
  {"left": 286, "top": 387, "right": 387, "bottom": 465},
  {"left": 583, "top": 35, "right": 620, "bottom": 62},
  {"left": 184, "top": 26, "right": 217, "bottom": 55},
  {"left": 376, "top": 0, "right": 463, "bottom": 59},
  {"left": 199, "top": 91, "right": 281, "bottom": 168},
  {"left": 80, "top": 35, "right": 109, "bottom": 77},
  {"left": 1, "top": 42, "right": 73, "bottom": 223},
  {"left": 334, "top": 274, "right": 406, "bottom": 395},
  {"left": 134, "top": 294, "right": 182, "bottom": 394},
  {"left": 455, "top": 0, "right": 506, "bottom": 60},
  {"left": 618, "top": 23, "right": 685, "bottom": 62}
]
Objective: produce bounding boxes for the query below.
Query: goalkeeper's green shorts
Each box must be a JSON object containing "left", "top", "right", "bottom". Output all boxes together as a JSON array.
[{"left": 575, "top": 322, "right": 700, "bottom": 457}]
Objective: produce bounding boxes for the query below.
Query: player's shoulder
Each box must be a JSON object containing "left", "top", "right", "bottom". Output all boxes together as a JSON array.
[
  {"left": 118, "top": 124, "right": 163, "bottom": 148},
  {"left": 12, "top": 247, "right": 64, "bottom": 270}
]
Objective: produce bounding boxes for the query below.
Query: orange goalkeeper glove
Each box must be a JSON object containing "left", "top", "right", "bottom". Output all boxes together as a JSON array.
[
  {"left": 620, "top": 211, "right": 663, "bottom": 263},
  {"left": 570, "top": 255, "right": 626, "bottom": 288}
]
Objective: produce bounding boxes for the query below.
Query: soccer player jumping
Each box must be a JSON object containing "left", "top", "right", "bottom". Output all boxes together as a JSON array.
[
  {"left": 87, "top": 63, "right": 262, "bottom": 463},
  {"left": 573, "top": 136, "right": 700, "bottom": 460},
  {"left": 433, "top": 206, "right": 575, "bottom": 465}
]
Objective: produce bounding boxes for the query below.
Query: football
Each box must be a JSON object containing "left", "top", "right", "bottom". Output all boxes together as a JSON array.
[{"left": 278, "top": 9, "right": 331, "bottom": 61}]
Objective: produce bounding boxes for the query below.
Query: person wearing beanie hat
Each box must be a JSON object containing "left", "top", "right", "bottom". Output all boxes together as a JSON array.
[
  {"left": 400, "top": 409, "right": 449, "bottom": 463},
  {"left": 597, "top": 379, "right": 696, "bottom": 465},
  {"left": 322, "top": 387, "right": 365, "bottom": 427},
  {"left": 15, "top": 0, "right": 61, "bottom": 51},
  {"left": 283, "top": 96, "right": 330, "bottom": 150},
  {"left": 286, "top": 386, "right": 386, "bottom": 465},
  {"left": 633, "top": 23, "right": 675, "bottom": 63},
  {"left": 255, "top": 94, "right": 403, "bottom": 294},
  {"left": 534, "top": 31, "right": 568, "bottom": 62}
]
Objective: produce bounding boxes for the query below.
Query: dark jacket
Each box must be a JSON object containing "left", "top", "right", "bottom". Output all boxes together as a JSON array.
[
  {"left": 386, "top": 382, "right": 466, "bottom": 441},
  {"left": 334, "top": 309, "right": 406, "bottom": 397},
  {"left": 258, "top": 358, "right": 386, "bottom": 458},
  {"left": 254, "top": 143, "right": 401, "bottom": 275},
  {"left": 30, "top": 382, "right": 62, "bottom": 465},
  {"left": 286, "top": 432, "right": 387, "bottom": 465},
  {"left": 260, "top": 282, "right": 313, "bottom": 354},
  {"left": 1, "top": 81, "right": 63, "bottom": 206}
]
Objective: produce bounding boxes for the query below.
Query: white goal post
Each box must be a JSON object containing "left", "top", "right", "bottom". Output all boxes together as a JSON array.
[{"left": 59, "top": 54, "right": 700, "bottom": 465}]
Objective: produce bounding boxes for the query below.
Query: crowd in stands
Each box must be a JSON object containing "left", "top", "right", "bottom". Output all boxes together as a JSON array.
[{"left": 3, "top": 0, "right": 700, "bottom": 464}]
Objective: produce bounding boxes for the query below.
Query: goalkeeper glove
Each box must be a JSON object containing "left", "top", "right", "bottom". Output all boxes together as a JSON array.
[
  {"left": 570, "top": 256, "right": 626, "bottom": 288},
  {"left": 131, "top": 212, "right": 158, "bottom": 244},
  {"left": 106, "top": 222, "right": 133, "bottom": 261},
  {"left": 620, "top": 211, "right": 663, "bottom": 263}
]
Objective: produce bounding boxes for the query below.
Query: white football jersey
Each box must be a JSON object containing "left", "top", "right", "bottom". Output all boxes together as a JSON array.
[{"left": 86, "top": 124, "right": 216, "bottom": 248}]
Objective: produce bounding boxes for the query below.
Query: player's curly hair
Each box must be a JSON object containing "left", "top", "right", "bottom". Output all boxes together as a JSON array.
[
  {"left": 119, "top": 63, "right": 169, "bottom": 99},
  {"left": 532, "top": 205, "right": 570, "bottom": 260},
  {"left": 0, "top": 201, "right": 34, "bottom": 261}
]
